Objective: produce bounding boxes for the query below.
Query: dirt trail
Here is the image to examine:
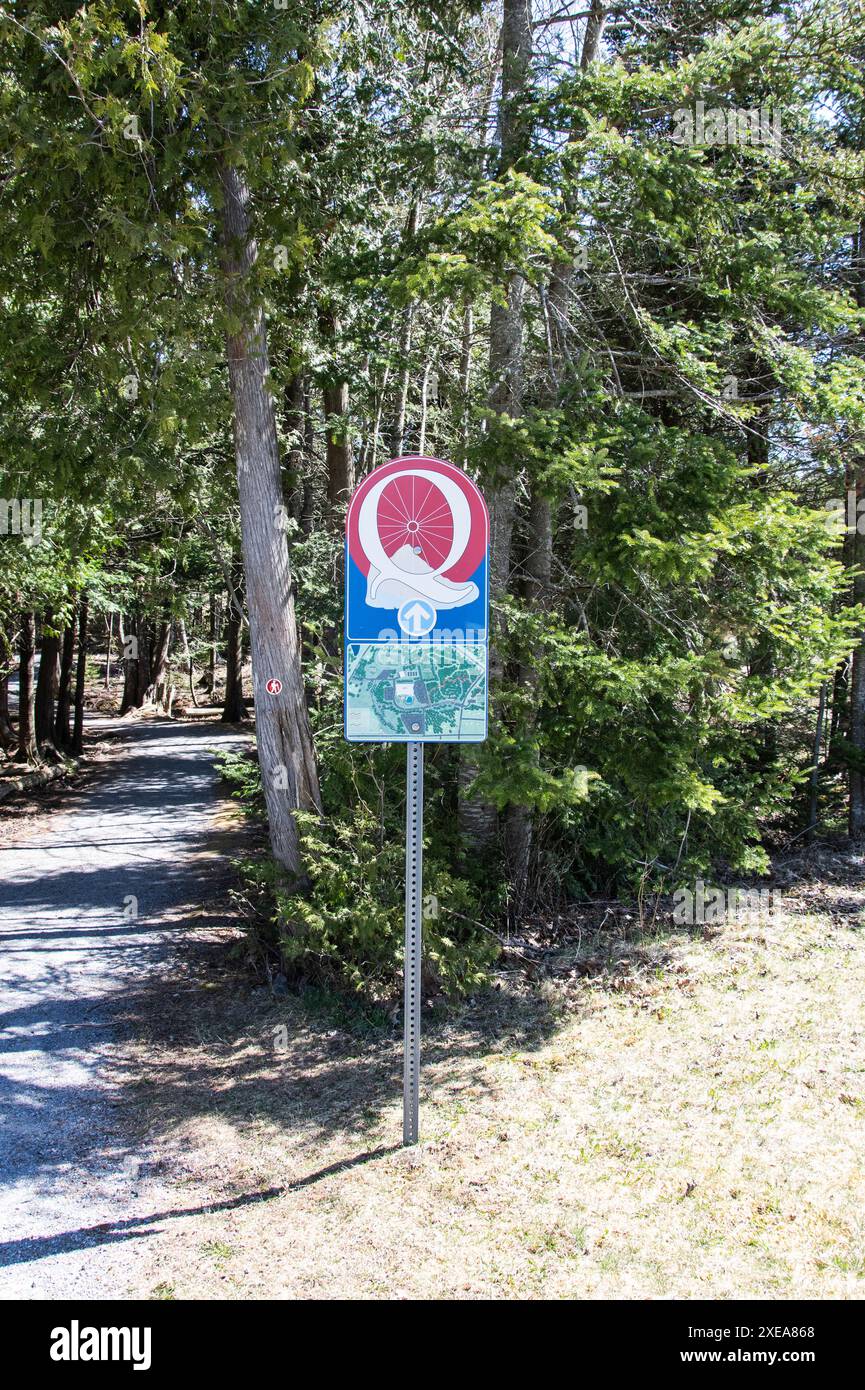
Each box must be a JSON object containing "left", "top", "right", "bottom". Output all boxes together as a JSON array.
[{"left": 0, "top": 716, "right": 248, "bottom": 1298}]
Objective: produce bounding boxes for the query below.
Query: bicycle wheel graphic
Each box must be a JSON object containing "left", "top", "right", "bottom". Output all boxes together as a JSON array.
[
  {"left": 347, "top": 456, "right": 488, "bottom": 584},
  {"left": 376, "top": 474, "right": 454, "bottom": 570}
]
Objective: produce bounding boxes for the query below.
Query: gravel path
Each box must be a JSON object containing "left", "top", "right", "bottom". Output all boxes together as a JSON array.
[{"left": 0, "top": 716, "right": 249, "bottom": 1299}]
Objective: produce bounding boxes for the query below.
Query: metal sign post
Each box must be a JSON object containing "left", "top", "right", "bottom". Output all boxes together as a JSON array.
[
  {"left": 343, "top": 456, "right": 489, "bottom": 1148},
  {"left": 403, "top": 741, "right": 423, "bottom": 1145}
]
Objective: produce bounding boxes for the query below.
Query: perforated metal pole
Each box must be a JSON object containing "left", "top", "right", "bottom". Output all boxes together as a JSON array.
[{"left": 403, "top": 741, "right": 423, "bottom": 1146}]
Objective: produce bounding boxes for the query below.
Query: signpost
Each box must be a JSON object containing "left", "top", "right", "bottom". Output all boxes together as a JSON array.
[{"left": 344, "top": 456, "right": 489, "bottom": 1144}]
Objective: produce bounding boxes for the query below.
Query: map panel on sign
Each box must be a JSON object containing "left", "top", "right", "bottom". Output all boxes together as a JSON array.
[{"left": 345, "top": 641, "right": 488, "bottom": 743}]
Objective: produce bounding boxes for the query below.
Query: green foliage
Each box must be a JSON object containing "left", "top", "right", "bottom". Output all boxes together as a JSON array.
[
  {"left": 285, "top": 810, "right": 497, "bottom": 996},
  {"left": 218, "top": 744, "right": 498, "bottom": 997},
  {"left": 470, "top": 404, "right": 863, "bottom": 893},
  {"left": 5, "top": 0, "right": 865, "bottom": 1000},
  {"left": 392, "top": 172, "right": 561, "bottom": 304}
]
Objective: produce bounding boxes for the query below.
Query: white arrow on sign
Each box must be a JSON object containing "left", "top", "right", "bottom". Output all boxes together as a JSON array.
[{"left": 398, "top": 599, "right": 437, "bottom": 637}]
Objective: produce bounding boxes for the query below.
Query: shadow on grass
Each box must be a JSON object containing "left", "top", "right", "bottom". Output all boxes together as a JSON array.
[
  {"left": 0, "top": 892, "right": 714, "bottom": 1274},
  {"left": 0, "top": 930, "right": 571, "bottom": 1271},
  {"left": 97, "top": 912, "right": 699, "bottom": 1164},
  {"left": 0, "top": 1144, "right": 400, "bottom": 1269},
  {"left": 106, "top": 937, "right": 568, "bottom": 1136}
]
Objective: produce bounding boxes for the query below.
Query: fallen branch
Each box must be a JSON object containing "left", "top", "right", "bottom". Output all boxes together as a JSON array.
[{"left": 0, "top": 761, "right": 76, "bottom": 804}]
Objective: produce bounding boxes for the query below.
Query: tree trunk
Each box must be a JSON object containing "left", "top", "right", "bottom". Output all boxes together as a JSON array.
[
  {"left": 580, "top": 0, "right": 607, "bottom": 68},
  {"left": 34, "top": 611, "right": 61, "bottom": 750},
  {"left": 390, "top": 202, "right": 420, "bottom": 457},
  {"left": 15, "top": 611, "right": 36, "bottom": 761},
  {"left": 507, "top": 481, "right": 555, "bottom": 889},
  {"left": 391, "top": 307, "right": 414, "bottom": 457},
  {"left": 459, "top": 0, "right": 533, "bottom": 855},
  {"left": 285, "top": 371, "right": 307, "bottom": 523},
  {"left": 848, "top": 220, "right": 865, "bottom": 834},
  {"left": 807, "top": 682, "right": 827, "bottom": 842},
  {"left": 222, "top": 559, "right": 248, "bottom": 722},
  {"left": 105, "top": 611, "right": 114, "bottom": 689},
  {"left": 120, "top": 613, "right": 154, "bottom": 713},
  {"left": 55, "top": 614, "right": 76, "bottom": 749},
  {"left": 302, "top": 382, "right": 316, "bottom": 534},
  {"left": 0, "top": 669, "right": 13, "bottom": 750},
  {"left": 146, "top": 620, "right": 172, "bottom": 707},
  {"left": 208, "top": 593, "right": 218, "bottom": 695},
  {"left": 122, "top": 614, "right": 161, "bottom": 711},
  {"left": 72, "top": 594, "right": 88, "bottom": 755},
  {"left": 830, "top": 653, "right": 848, "bottom": 746},
  {"left": 505, "top": 189, "right": 577, "bottom": 891},
  {"left": 17, "top": 612, "right": 37, "bottom": 763},
  {"left": 418, "top": 357, "right": 434, "bottom": 455},
  {"left": 743, "top": 350, "right": 776, "bottom": 774},
  {"left": 179, "top": 618, "right": 199, "bottom": 708},
  {"left": 0, "top": 627, "right": 14, "bottom": 749},
  {"left": 320, "top": 310, "right": 354, "bottom": 516},
  {"left": 218, "top": 157, "right": 321, "bottom": 876},
  {"left": 849, "top": 471, "right": 865, "bottom": 833},
  {"left": 120, "top": 636, "right": 138, "bottom": 714},
  {"left": 459, "top": 304, "right": 474, "bottom": 450},
  {"left": 324, "top": 377, "right": 353, "bottom": 514}
]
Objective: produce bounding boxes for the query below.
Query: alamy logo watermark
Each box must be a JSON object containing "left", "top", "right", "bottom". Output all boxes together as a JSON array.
[
  {"left": 375, "top": 626, "right": 486, "bottom": 645},
  {"left": 673, "top": 880, "right": 773, "bottom": 926},
  {"left": 825, "top": 490, "right": 865, "bottom": 535},
  {"left": 0, "top": 497, "right": 43, "bottom": 543},
  {"left": 50, "top": 1321, "right": 151, "bottom": 1371},
  {"left": 671, "top": 102, "right": 782, "bottom": 150}
]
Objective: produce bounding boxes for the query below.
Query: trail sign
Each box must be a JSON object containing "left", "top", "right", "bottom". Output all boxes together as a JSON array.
[
  {"left": 343, "top": 456, "right": 489, "bottom": 1145},
  {"left": 345, "top": 455, "right": 489, "bottom": 743}
]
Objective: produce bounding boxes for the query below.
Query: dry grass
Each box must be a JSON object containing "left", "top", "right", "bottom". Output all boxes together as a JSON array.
[{"left": 106, "top": 856, "right": 865, "bottom": 1301}]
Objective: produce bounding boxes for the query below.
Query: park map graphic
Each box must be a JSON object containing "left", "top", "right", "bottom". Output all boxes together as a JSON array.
[{"left": 345, "top": 640, "right": 487, "bottom": 740}]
